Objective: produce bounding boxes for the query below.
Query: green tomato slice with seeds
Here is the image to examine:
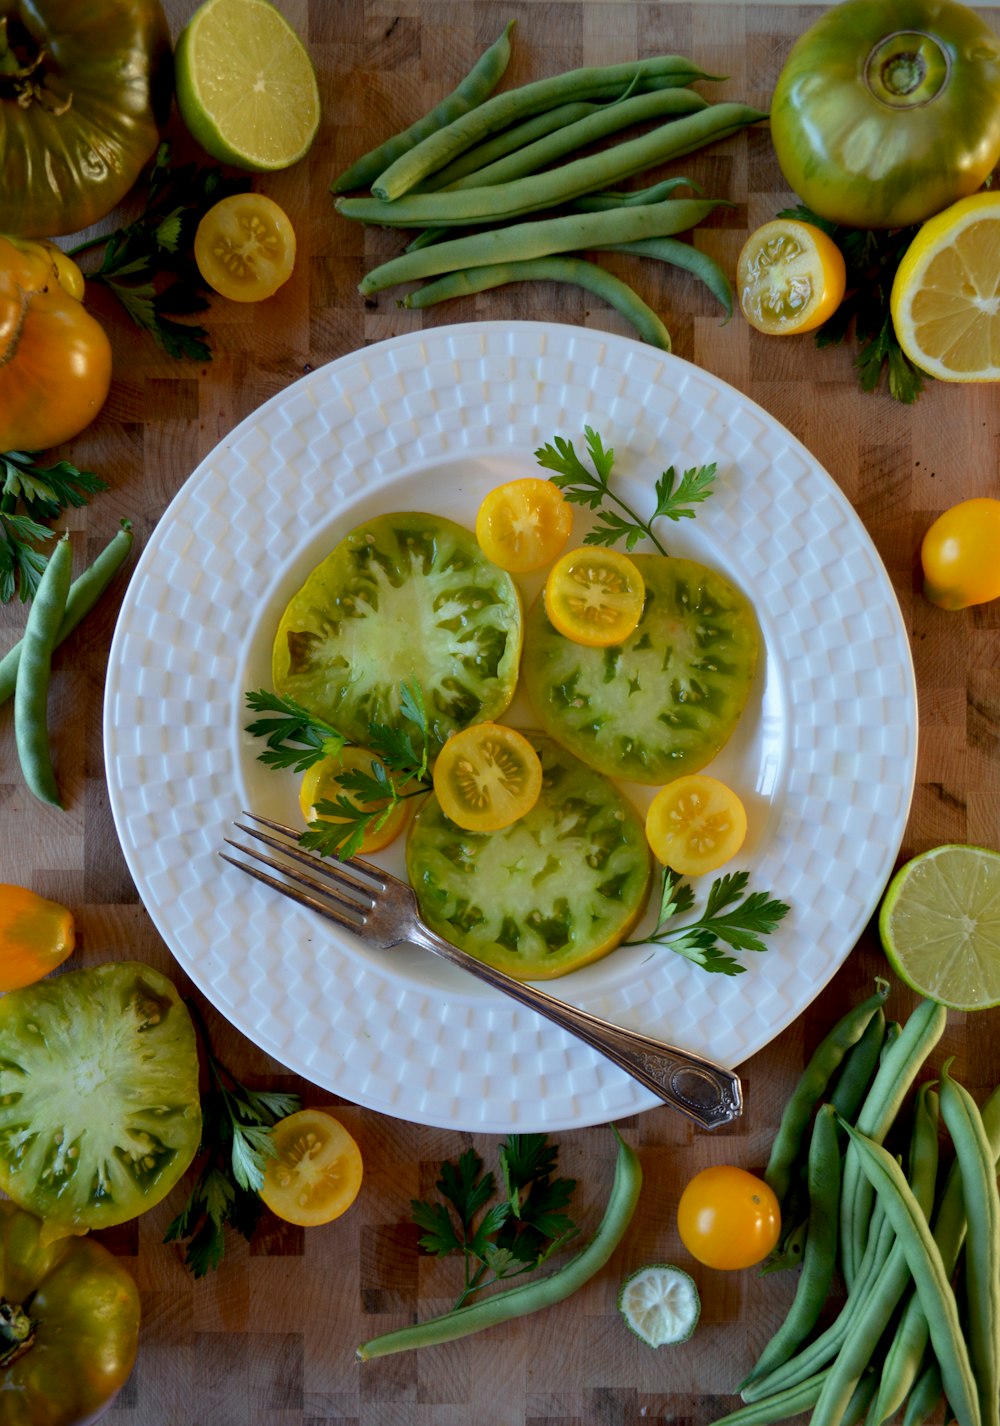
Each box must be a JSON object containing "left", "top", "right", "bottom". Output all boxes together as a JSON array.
[
  {"left": 521, "top": 553, "right": 759, "bottom": 785},
  {"left": 0, "top": 961, "right": 202, "bottom": 1237},
  {"left": 406, "top": 732, "right": 651, "bottom": 980},
  {"left": 272, "top": 512, "right": 522, "bottom": 759}
]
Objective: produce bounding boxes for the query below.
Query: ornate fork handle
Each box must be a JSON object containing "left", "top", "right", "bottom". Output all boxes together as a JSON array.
[{"left": 407, "top": 918, "right": 743, "bottom": 1130}]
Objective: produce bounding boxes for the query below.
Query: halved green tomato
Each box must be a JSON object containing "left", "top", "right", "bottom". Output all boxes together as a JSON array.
[
  {"left": 406, "top": 733, "right": 651, "bottom": 980},
  {"left": 521, "top": 554, "right": 759, "bottom": 785},
  {"left": 0, "top": 962, "right": 202, "bottom": 1240},
  {"left": 273, "top": 512, "right": 522, "bottom": 759}
]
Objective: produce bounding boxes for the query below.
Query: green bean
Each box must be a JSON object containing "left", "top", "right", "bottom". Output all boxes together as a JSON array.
[
  {"left": 839, "top": 1118, "right": 981, "bottom": 1426},
  {"left": 827, "top": 1002, "right": 887, "bottom": 1124},
  {"left": 939, "top": 1063, "right": 1000, "bottom": 1426},
  {"left": 420, "top": 100, "right": 615, "bottom": 191},
  {"left": 330, "top": 21, "right": 517, "bottom": 194},
  {"left": 357, "top": 197, "right": 730, "bottom": 294},
  {"left": 901, "top": 1360, "right": 944, "bottom": 1426},
  {"left": 595, "top": 238, "right": 732, "bottom": 316},
  {"left": 0, "top": 521, "right": 134, "bottom": 707},
  {"left": 339, "top": 103, "right": 763, "bottom": 226},
  {"left": 371, "top": 54, "right": 724, "bottom": 199},
  {"left": 13, "top": 532, "right": 73, "bottom": 807},
  {"left": 355, "top": 1128, "right": 641, "bottom": 1359},
  {"left": 402, "top": 255, "right": 672, "bottom": 349},
  {"left": 571, "top": 176, "right": 702, "bottom": 209},
  {"left": 707, "top": 1371, "right": 830, "bottom": 1426}
]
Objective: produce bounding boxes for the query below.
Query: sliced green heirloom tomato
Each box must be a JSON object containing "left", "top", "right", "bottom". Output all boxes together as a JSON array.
[
  {"left": 770, "top": 0, "right": 1000, "bottom": 229},
  {"left": 407, "top": 732, "right": 651, "bottom": 980},
  {"left": 521, "top": 553, "right": 759, "bottom": 785},
  {"left": 0, "top": 961, "right": 202, "bottom": 1240},
  {"left": 273, "top": 512, "right": 522, "bottom": 760}
]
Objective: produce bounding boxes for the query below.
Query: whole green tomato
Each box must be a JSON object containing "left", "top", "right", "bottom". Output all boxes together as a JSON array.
[{"left": 770, "top": 0, "right": 1000, "bottom": 229}]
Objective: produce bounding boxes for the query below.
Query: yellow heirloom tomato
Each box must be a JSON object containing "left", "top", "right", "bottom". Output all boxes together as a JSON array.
[
  {"left": 0, "top": 884, "right": 75, "bottom": 991},
  {"left": 921, "top": 498, "right": 1000, "bottom": 610}
]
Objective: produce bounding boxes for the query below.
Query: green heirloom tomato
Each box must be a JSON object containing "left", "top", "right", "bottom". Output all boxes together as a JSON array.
[
  {"left": 0, "top": 0, "right": 173, "bottom": 238},
  {"left": 770, "top": 0, "right": 1000, "bottom": 229},
  {"left": 0, "top": 1199, "right": 140, "bottom": 1426}
]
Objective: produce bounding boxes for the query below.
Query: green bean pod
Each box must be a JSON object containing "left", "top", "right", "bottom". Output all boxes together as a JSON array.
[
  {"left": 0, "top": 521, "right": 134, "bottom": 707},
  {"left": 827, "top": 1002, "right": 887, "bottom": 1124},
  {"left": 595, "top": 238, "right": 733, "bottom": 315},
  {"left": 901, "top": 1360, "right": 944, "bottom": 1426},
  {"left": 357, "top": 197, "right": 729, "bottom": 294},
  {"left": 370, "top": 54, "right": 724, "bottom": 199},
  {"left": 839, "top": 1119, "right": 981, "bottom": 1426},
  {"left": 355, "top": 1129, "right": 641, "bottom": 1359},
  {"left": 13, "top": 533, "right": 73, "bottom": 807},
  {"left": 402, "top": 256, "right": 672, "bottom": 349},
  {"left": 339, "top": 103, "right": 762, "bottom": 227},
  {"left": 420, "top": 99, "right": 619, "bottom": 191},
  {"left": 330, "top": 21, "right": 517, "bottom": 193},
  {"left": 571, "top": 176, "right": 703, "bottom": 209},
  {"left": 706, "top": 1370, "right": 830, "bottom": 1426}
]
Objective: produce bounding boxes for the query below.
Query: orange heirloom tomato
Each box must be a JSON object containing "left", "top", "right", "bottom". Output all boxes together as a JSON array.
[
  {"left": 194, "top": 193, "right": 296, "bottom": 303},
  {"left": 677, "top": 1165, "right": 781, "bottom": 1271},
  {"left": 299, "top": 745, "right": 413, "bottom": 853},
  {"left": 476, "top": 478, "right": 574, "bottom": 573},
  {"left": 645, "top": 775, "right": 748, "bottom": 877},
  {"left": 0, "top": 234, "right": 112, "bottom": 452},
  {"left": 920, "top": 498, "right": 1000, "bottom": 611},
  {"left": 433, "top": 722, "right": 543, "bottom": 832},
  {"left": 259, "top": 1108, "right": 363, "bottom": 1228},
  {"left": 543, "top": 546, "right": 645, "bottom": 648},
  {"left": 0, "top": 884, "right": 74, "bottom": 991}
]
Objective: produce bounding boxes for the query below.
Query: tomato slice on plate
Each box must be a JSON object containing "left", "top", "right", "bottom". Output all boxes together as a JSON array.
[
  {"left": 299, "top": 745, "right": 412, "bottom": 852},
  {"left": 433, "top": 722, "right": 542, "bottom": 832},
  {"left": 544, "top": 546, "right": 645, "bottom": 647},
  {"left": 476, "top": 478, "right": 573, "bottom": 573},
  {"left": 645, "top": 775, "right": 747, "bottom": 876},
  {"left": 194, "top": 193, "right": 297, "bottom": 302},
  {"left": 259, "top": 1108, "right": 363, "bottom": 1227}
]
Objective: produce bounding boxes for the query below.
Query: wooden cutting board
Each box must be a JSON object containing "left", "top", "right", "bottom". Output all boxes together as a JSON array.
[{"left": 1, "top": 2, "right": 998, "bottom": 1422}]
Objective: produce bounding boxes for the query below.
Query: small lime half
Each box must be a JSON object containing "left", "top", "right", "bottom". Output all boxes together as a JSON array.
[
  {"left": 175, "top": 0, "right": 320, "bottom": 172},
  {"left": 618, "top": 1263, "right": 700, "bottom": 1348},
  {"left": 879, "top": 844, "right": 1000, "bottom": 1011}
]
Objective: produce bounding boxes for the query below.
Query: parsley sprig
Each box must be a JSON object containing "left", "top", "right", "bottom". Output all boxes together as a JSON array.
[
  {"left": 534, "top": 426, "right": 716, "bottom": 555},
  {"left": 0, "top": 451, "right": 107, "bottom": 602},
  {"left": 164, "top": 999, "right": 301, "bottom": 1278},
  {"left": 624, "top": 866, "right": 790, "bottom": 975},
  {"left": 412, "top": 1135, "right": 579, "bottom": 1310}
]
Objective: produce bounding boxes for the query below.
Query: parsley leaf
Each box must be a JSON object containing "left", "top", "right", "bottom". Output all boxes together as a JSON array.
[
  {"left": 535, "top": 425, "right": 716, "bottom": 554},
  {"left": 0, "top": 452, "right": 107, "bottom": 602},
  {"left": 624, "top": 866, "right": 790, "bottom": 975}
]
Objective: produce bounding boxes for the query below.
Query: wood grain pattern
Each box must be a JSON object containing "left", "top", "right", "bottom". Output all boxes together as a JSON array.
[{"left": 2, "top": 3, "right": 999, "bottom": 1422}]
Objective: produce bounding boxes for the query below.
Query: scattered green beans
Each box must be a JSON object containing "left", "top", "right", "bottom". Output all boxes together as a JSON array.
[
  {"left": 13, "top": 532, "right": 73, "bottom": 807},
  {"left": 0, "top": 521, "right": 134, "bottom": 707},
  {"left": 330, "top": 21, "right": 517, "bottom": 194},
  {"left": 355, "top": 1128, "right": 641, "bottom": 1359},
  {"left": 596, "top": 238, "right": 732, "bottom": 316}
]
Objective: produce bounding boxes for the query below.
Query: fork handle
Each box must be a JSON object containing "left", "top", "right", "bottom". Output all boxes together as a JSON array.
[{"left": 409, "top": 924, "right": 743, "bottom": 1129}]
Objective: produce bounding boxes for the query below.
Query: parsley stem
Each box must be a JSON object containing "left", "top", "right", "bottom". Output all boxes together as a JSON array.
[{"left": 604, "top": 488, "right": 670, "bottom": 556}]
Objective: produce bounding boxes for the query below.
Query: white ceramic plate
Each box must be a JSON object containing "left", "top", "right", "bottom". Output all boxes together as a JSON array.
[{"left": 104, "top": 322, "right": 917, "bottom": 1133}]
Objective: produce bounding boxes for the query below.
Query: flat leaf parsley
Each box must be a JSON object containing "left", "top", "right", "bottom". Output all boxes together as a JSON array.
[
  {"left": 0, "top": 451, "right": 106, "bottom": 602},
  {"left": 624, "top": 866, "right": 790, "bottom": 975}
]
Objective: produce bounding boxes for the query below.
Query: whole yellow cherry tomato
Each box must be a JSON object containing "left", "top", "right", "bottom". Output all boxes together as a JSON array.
[
  {"left": 677, "top": 1165, "right": 781, "bottom": 1270},
  {"left": 921, "top": 498, "right": 1000, "bottom": 610},
  {"left": 0, "top": 884, "right": 75, "bottom": 991}
]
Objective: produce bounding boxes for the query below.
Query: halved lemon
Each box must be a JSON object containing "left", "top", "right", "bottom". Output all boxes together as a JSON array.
[
  {"left": 737, "top": 218, "right": 846, "bottom": 335},
  {"left": 890, "top": 193, "right": 1000, "bottom": 382}
]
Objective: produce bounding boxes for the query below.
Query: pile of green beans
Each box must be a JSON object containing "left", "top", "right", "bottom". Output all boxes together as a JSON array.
[
  {"left": 712, "top": 983, "right": 1000, "bottom": 1426},
  {"left": 331, "top": 23, "right": 764, "bottom": 349}
]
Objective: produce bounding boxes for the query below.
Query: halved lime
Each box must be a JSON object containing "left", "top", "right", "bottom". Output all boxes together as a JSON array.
[
  {"left": 879, "top": 844, "right": 1000, "bottom": 1011},
  {"left": 175, "top": 0, "right": 320, "bottom": 172},
  {"left": 618, "top": 1263, "right": 700, "bottom": 1347}
]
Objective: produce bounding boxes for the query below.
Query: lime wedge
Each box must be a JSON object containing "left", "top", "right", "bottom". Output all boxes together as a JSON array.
[
  {"left": 175, "top": 0, "right": 320, "bottom": 172},
  {"left": 618, "top": 1263, "right": 700, "bottom": 1347},
  {"left": 879, "top": 844, "right": 1000, "bottom": 1011}
]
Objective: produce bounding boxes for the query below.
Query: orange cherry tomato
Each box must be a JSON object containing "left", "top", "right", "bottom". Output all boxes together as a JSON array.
[
  {"left": 433, "top": 722, "right": 542, "bottom": 832},
  {"left": 299, "top": 745, "right": 412, "bottom": 853},
  {"left": 259, "top": 1108, "right": 363, "bottom": 1227},
  {"left": 194, "top": 193, "right": 296, "bottom": 302},
  {"left": 0, "top": 884, "right": 75, "bottom": 991},
  {"left": 475, "top": 478, "right": 574, "bottom": 573},
  {"left": 543, "top": 546, "right": 645, "bottom": 648},
  {"left": 920, "top": 497, "right": 1000, "bottom": 610},
  {"left": 677, "top": 1165, "right": 781, "bottom": 1270},
  {"left": 645, "top": 775, "right": 748, "bottom": 876}
]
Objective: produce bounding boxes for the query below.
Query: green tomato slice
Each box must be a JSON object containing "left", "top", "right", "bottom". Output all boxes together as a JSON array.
[
  {"left": 0, "top": 961, "right": 202, "bottom": 1237},
  {"left": 406, "top": 733, "right": 651, "bottom": 980},
  {"left": 272, "top": 512, "right": 522, "bottom": 758},
  {"left": 521, "top": 553, "right": 759, "bottom": 785}
]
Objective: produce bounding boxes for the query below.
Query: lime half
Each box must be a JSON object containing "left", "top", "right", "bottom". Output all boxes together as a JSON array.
[
  {"left": 879, "top": 844, "right": 1000, "bottom": 1010},
  {"left": 618, "top": 1264, "right": 700, "bottom": 1348},
  {"left": 175, "top": 0, "right": 320, "bottom": 172}
]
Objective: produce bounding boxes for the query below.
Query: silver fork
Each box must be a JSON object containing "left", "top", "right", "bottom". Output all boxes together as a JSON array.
[{"left": 221, "top": 813, "right": 743, "bottom": 1129}]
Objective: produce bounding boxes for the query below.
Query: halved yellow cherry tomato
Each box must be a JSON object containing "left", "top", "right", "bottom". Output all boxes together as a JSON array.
[
  {"left": 433, "top": 722, "right": 543, "bottom": 832},
  {"left": 194, "top": 192, "right": 296, "bottom": 302},
  {"left": 259, "top": 1108, "right": 363, "bottom": 1227},
  {"left": 0, "top": 884, "right": 75, "bottom": 991},
  {"left": 677, "top": 1166, "right": 781, "bottom": 1270},
  {"left": 543, "top": 547, "right": 645, "bottom": 648},
  {"left": 737, "top": 219, "right": 846, "bottom": 335},
  {"left": 920, "top": 498, "right": 1000, "bottom": 611},
  {"left": 645, "top": 775, "right": 747, "bottom": 876},
  {"left": 299, "top": 745, "right": 412, "bottom": 853},
  {"left": 475, "top": 478, "right": 574, "bottom": 573}
]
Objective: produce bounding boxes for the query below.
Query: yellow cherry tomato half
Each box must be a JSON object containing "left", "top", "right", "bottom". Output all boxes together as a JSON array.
[
  {"left": 737, "top": 218, "right": 846, "bottom": 335},
  {"left": 475, "top": 478, "right": 574, "bottom": 573},
  {"left": 677, "top": 1165, "right": 781, "bottom": 1271},
  {"left": 194, "top": 192, "right": 296, "bottom": 302},
  {"left": 259, "top": 1108, "right": 363, "bottom": 1227},
  {"left": 299, "top": 745, "right": 412, "bottom": 853},
  {"left": 543, "top": 547, "right": 645, "bottom": 648},
  {"left": 920, "top": 497, "right": 1000, "bottom": 611},
  {"left": 0, "top": 884, "right": 75, "bottom": 991},
  {"left": 645, "top": 775, "right": 748, "bottom": 877},
  {"left": 433, "top": 722, "right": 543, "bottom": 833}
]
